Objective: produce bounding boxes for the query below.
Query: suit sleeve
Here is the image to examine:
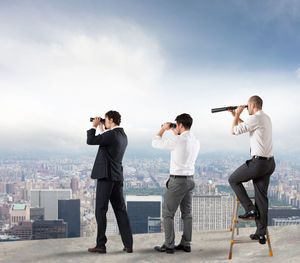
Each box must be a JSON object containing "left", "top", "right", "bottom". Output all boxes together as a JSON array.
[{"left": 87, "top": 129, "right": 115, "bottom": 146}]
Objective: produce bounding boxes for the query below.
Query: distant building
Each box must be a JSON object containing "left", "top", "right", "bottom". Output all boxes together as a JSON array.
[
  {"left": 30, "top": 190, "right": 71, "bottom": 220},
  {"left": 32, "top": 220, "right": 67, "bottom": 240},
  {"left": 58, "top": 199, "right": 80, "bottom": 238},
  {"left": 175, "top": 183, "right": 233, "bottom": 231},
  {"left": 30, "top": 207, "right": 45, "bottom": 221},
  {"left": 272, "top": 216, "right": 300, "bottom": 226},
  {"left": 268, "top": 208, "right": 300, "bottom": 226},
  {"left": 5, "top": 221, "right": 32, "bottom": 240},
  {"left": 10, "top": 204, "right": 30, "bottom": 227},
  {"left": 126, "top": 195, "right": 162, "bottom": 234},
  {"left": 147, "top": 217, "right": 162, "bottom": 233}
]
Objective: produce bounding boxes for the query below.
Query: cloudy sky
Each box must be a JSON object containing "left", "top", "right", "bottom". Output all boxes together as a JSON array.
[{"left": 0, "top": 0, "right": 300, "bottom": 156}]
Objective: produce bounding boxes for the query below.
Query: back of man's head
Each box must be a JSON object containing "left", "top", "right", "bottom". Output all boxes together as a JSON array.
[
  {"left": 175, "top": 113, "right": 193, "bottom": 130},
  {"left": 249, "top": 95, "right": 263, "bottom": 109},
  {"left": 105, "top": 110, "right": 121, "bottom": 125}
]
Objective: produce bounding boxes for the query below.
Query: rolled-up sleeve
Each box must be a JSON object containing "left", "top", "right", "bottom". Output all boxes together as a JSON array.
[
  {"left": 234, "top": 115, "right": 258, "bottom": 135},
  {"left": 152, "top": 135, "right": 177, "bottom": 150}
]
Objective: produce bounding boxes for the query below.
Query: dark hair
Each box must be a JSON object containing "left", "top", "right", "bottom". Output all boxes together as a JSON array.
[
  {"left": 175, "top": 113, "right": 193, "bottom": 129},
  {"left": 249, "top": 95, "right": 263, "bottom": 109},
  {"left": 105, "top": 110, "right": 121, "bottom": 125}
]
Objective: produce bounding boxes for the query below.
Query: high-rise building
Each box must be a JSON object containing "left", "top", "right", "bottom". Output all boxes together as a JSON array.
[
  {"left": 175, "top": 184, "right": 233, "bottom": 231},
  {"left": 58, "top": 199, "right": 80, "bottom": 238},
  {"left": 126, "top": 195, "right": 162, "bottom": 234},
  {"left": 10, "top": 204, "right": 30, "bottom": 227},
  {"left": 70, "top": 177, "right": 79, "bottom": 197},
  {"left": 32, "top": 220, "right": 67, "bottom": 240},
  {"left": 30, "top": 189, "right": 71, "bottom": 220}
]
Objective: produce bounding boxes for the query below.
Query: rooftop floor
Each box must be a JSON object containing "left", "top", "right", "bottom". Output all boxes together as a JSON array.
[{"left": 0, "top": 225, "right": 299, "bottom": 263}]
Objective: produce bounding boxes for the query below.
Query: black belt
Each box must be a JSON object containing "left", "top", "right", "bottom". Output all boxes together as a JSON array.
[
  {"left": 170, "top": 175, "right": 193, "bottom": 178},
  {"left": 253, "top": 156, "right": 274, "bottom": 160}
]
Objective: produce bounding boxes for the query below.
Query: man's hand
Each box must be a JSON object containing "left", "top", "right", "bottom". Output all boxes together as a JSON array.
[
  {"left": 162, "top": 122, "right": 171, "bottom": 131},
  {"left": 92, "top": 117, "right": 101, "bottom": 128},
  {"left": 157, "top": 122, "right": 171, "bottom": 137},
  {"left": 228, "top": 106, "right": 236, "bottom": 117},
  {"left": 236, "top": 105, "right": 246, "bottom": 116}
]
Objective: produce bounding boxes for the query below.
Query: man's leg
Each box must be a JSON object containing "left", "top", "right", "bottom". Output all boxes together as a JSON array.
[
  {"left": 254, "top": 159, "right": 275, "bottom": 235},
  {"left": 95, "top": 179, "right": 114, "bottom": 249},
  {"left": 228, "top": 159, "right": 263, "bottom": 212},
  {"left": 110, "top": 181, "right": 133, "bottom": 249},
  {"left": 163, "top": 177, "right": 189, "bottom": 248},
  {"left": 179, "top": 178, "right": 195, "bottom": 247}
]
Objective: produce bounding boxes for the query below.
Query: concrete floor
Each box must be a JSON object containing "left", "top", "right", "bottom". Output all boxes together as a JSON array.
[{"left": 0, "top": 225, "right": 299, "bottom": 263}]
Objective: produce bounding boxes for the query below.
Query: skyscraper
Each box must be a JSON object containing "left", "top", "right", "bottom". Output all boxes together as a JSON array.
[
  {"left": 58, "top": 199, "right": 80, "bottom": 238},
  {"left": 30, "top": 189, "right": 71, "bottom": 220},
  {"left": 126, "top": 195, "right": 162, "bottom": 234}
]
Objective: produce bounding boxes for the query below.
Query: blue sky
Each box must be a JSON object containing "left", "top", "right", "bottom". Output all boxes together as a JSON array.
[{"left": 0, "top": 0, "right": 300, "bottom": 155}]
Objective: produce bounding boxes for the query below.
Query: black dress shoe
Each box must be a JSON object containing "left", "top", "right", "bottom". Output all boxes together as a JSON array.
[
  {"left": 238, "top": 210, "right": 259, "bottom": 219},
  {"left": 174, "top": 244, "right": 191, "bottom": 252},
  {"left": 154, "top": 244, "right": 174, "bottom": 254},
  {"left": 88, "top": 247, "right": 106, "bottom": 253},
  {"left": 250, "top": 234, "right": 266, "bottom": 244},
  {"left": 123, "top": 247, "right": 133, "bottom": 253}
]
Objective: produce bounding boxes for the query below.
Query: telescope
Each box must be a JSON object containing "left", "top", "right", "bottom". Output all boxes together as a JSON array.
[{"left": 211, "top": 105, "right": 248, "bottom": 113}]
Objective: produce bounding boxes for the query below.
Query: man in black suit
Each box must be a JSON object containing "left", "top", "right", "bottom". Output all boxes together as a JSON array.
[{"left": 87, "top": 110, "right": 133, "bottom": 254}]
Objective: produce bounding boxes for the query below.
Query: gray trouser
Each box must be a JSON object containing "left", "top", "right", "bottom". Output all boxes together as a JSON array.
[
  {"left": 163, "top": 176, "right": 195, "bottom": 248},
  {"left": 228, "top": 157, "right": 276, "bottom": 235}
]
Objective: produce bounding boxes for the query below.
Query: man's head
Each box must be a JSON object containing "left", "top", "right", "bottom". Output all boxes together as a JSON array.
[
  {"left": 175, "top": 113, "right": 193, "bottom": 134},
  {"left": 247, "top": 95, "right": 263, "bottom": 115},
  {"left": 104, "top": 110, "right": 121, "bottom": 129}
]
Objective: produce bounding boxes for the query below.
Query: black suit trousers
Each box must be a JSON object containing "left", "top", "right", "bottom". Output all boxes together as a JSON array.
[
  {"left": 95, "top": 179, "right": 133, "bottom": 249},
  {"left": 228, "top": 157, "right": 276, "bottom": 235}
]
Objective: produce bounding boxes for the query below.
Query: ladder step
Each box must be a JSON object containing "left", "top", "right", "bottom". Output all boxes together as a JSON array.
[{"left": 233, "top": 239, "right": 258, "bottom": 244}]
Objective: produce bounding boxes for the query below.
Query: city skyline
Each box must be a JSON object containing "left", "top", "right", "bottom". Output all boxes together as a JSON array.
[{"left": 1, "top": 1, "right": 300, "bottom": 155}]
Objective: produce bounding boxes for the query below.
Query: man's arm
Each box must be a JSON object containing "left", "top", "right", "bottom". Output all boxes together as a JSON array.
[
  {"left": 231, "top": 106, "right": 245, "bottom": 135},
  {"left": 152, "top": 123, "right": 177, "bottom": 150},
  {"left": 87, "top": 117, "right": 114, "bottom": 146}
]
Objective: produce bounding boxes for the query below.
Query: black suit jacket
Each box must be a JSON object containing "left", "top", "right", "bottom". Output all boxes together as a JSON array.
[{"left": 87, "top": 127, "right": 128, "bottom": 181}]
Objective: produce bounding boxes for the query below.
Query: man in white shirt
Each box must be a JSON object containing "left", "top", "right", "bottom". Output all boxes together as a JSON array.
[
  {"left": 152, "top": 113, "right": 200, "bottom": 254},
  {"left": 228, "top": 96, "right": 276, "bottom": 244}
]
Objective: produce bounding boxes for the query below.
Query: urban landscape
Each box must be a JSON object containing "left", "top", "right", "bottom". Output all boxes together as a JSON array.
[{"left": 1, "top": 152, "right": 300, "bottom": 242}]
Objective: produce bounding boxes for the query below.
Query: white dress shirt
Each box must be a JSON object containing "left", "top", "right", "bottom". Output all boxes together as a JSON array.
[
  {"left": 152, "top": 131, "right": 200, "bottom": 176},
  {"left": 233, "top": 110, "right": 273, "bottom": 157}
]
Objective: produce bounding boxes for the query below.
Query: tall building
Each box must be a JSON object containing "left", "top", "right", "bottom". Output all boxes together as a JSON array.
[
  {"left": 32, "top": 220, "right": 67, "bottom": 240},
  {"left": 10, "top": 204, "right": 30, "bottom": 227},
  {"left": 70, "top": 177, "right": 79, "bottom": 197},
  {"left": 126, "top": 195, "right": 162, "bottom": 234},
  {"left": 30, "top": 190, "right": 71, "bottom": 220},
  {"left": 175, "top": 184, "right": 233, "bottom": 231},
  {"left": 58, "top": 199, "right": 80, "bottom": 238}
]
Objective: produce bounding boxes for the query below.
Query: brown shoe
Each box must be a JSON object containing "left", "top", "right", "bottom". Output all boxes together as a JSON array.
[
  {"left": 123, "top": 247, "right": 133, "bottom": 253},
  {"left": 88, "top": 247, "right": 106, "bottom": 253}
]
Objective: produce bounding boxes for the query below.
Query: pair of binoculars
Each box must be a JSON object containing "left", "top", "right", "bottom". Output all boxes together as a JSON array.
[{"left": 90, "top": 117, "right": 105, "bottom": 123}]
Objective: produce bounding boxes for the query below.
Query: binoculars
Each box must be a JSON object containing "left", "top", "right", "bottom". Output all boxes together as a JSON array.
[
  {"left": 90, "top": 117, "right": 105, "bottom": 123},
  {"left": 211, "top": 105, "right": 248, "bottom": 113}
]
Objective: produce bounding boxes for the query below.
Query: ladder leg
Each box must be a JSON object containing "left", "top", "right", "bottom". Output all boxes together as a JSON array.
[
  {"left": 230, "top": 196, "right": 236, "bottom": 232},
  {"left": 236, "top": 200, "right": 240, "bottom": 236},
  {"left": 266, "top": 228, "right": 273, "bottom": 257}
]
